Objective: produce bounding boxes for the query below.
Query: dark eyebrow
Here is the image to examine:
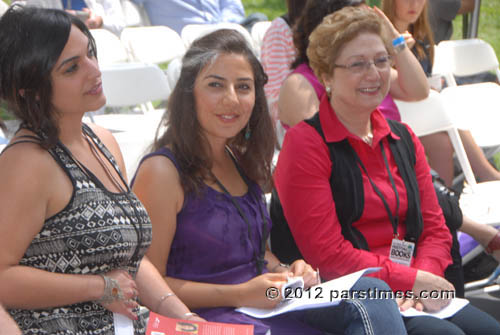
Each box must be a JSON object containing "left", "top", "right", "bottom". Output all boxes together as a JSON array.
[
  {"left": 204, "top": 74, "right": 225, "bottom": 81},
  {"left": 203, "top": 74, "right": 253, "bottom": 82},
  {"left": 56, "top": 56, "right": 79, "bottom": 71}
]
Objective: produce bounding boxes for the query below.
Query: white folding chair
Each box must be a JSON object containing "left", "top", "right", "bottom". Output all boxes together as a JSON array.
[
  {"left": 433, "top": 39, "right": 500, "bottom": 86},
  {"left": 121, "top": 0, "right": 150, "bottom": 27},
  {"left": 0, "top": 126, "right": 7, "bottom": 145},
  {"left": 165, "top": 57, "right": 182, "bottom": 91},
  {"left": 0, "top": 1, "right": 8, "bottom": 16},
  {"left": 432, "top": 39, "right": 500, "bottom": 149},
  {"left": 120, "top": 26, "right": 185, "bottom": 65},
  {"left": 87, "top": 62, "right": 169, "bottom": 175},
  {"left": 250, "top": 21, "right": 271, "bottom": 59},
  {"left": 90, "top": 29, "right": 129, "bottom": 66},
  {"left": 181, "top": 23, "right": 255, "bottom": 52},
  {"left": 395, "top": 91, "right": 500, "bottom": 227}
]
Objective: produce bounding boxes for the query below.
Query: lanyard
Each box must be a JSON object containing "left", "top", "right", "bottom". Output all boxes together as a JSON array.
[
  {"left": 354, "top": 141, "right": 400, "bottom": 237},
  {"left": 211, "top": 151, "right": 268, "bottom": 274}
]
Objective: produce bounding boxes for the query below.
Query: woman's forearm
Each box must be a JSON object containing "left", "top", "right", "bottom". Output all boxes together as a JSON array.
[
  {"left": 0, "top": 266, "right": 103, "bottom": 309},
  {"left": 390, "top": 47, "right": 430, "bottom": 101}
]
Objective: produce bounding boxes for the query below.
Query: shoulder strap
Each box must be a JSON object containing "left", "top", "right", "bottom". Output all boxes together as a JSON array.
[
  {"left": 130, "top": 147, "right": 180, "bottom": 187},
  {"left": 0, "top": 134, "right": 43, "bottom": 156},
  {"left": 82, "top": 124, "right": 129, "bottom": 189},
  {"left": 304, "top": 113, "right": 370, "bottom": 250}
]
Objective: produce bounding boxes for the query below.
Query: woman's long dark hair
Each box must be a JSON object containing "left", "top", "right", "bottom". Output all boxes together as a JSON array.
[
  {"left": 0, "top": 5, "right": 96, "bottom": 148},
  {"left": 291, "top": 0, "right": 365, "bottom": 69},
  {"left": 286, "top": 0, "right": 307, "bottom": 27},
  {"left": 154, "top": 29, "right": 275, "bottom": 194}
]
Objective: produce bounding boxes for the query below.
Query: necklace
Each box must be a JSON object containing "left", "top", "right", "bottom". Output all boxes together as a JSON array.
[{"left": 361, "top": 132, "right": 373, "bottom": 145}]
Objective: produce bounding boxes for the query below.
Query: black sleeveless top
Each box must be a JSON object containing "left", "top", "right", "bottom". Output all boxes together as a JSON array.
[{"left": 5, "top": 124, "right": 152, "bottom": 335}]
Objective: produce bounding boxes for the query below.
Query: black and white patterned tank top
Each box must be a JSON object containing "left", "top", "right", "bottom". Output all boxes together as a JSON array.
[{"left": 8, "top": 124, "right": 152, "bottom": 335}]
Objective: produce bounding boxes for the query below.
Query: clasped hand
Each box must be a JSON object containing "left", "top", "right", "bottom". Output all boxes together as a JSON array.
[
  {"left": 398, "top": 270, "right": 455, "bottom": 313},
  {"left": 240, "top": 259, "right": 319, "bottom": 309},
  {"left": 99, "top": 269, "right": 139, "bottom": 320}
]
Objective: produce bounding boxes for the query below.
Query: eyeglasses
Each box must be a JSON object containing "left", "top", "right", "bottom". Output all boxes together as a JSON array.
[{"left": 333, "top": 55, "right": 392, "bottom": 74}]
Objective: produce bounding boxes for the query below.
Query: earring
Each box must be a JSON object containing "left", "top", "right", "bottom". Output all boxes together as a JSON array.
[
  {"left": 244, "top": 123, "right": 251, "bottom": 140},
  {"left": 325, "top": 86, "right": 331, "bottom": 95}
]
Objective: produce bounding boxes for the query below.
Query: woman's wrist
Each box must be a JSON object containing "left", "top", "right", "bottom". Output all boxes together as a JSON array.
[
  {"left": 485, "top": 231, "right": 500, "bottom": 254},
  {"left": 271, "top": 262, "right": 290, "bottom": 273},
  {"left": 88, "top": 274, "right": 106, "bottom": 301},
  {"left": 392, "top": 35, "right": 407, "bottom": 54}
]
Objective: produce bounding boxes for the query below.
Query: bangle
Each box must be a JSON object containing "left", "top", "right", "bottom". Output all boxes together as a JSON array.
[
  {"left": 392, "top": 35, "right": 406, "bottom": 54},
  {"left": 271, "top": 262, "right": 290, "bottom": 272},
  {"left": 486, "top": 231, "right": 500, "bottom": 254},
  {"left": 183, "top": 312, "right": 198, "bottom": 320},
  {"left": 156, "top": 292, "right": 176, "bottom": 312},
  {"left": 96, "top": 274, "right": 124, "bottom": 305}
]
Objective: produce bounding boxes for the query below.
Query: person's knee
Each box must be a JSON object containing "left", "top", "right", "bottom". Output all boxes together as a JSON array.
[
  {"left": 352, "top": 276, "right": 391, "bottom": 292},
  {"left": 404, "top": 317, "right": 465, "bottom": 335}
]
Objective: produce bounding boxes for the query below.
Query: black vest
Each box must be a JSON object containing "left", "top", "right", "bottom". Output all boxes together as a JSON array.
[{"left": 270, "top": 113, "right": 423, "bottom": 263}]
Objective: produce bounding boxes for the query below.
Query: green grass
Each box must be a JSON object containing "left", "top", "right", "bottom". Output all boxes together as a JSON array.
[
  {"left": 242, "top": 0, "right": 286, "bottom": 20},
  {"left": 452, "top": 0, "right": 500, "bottom": 59}
]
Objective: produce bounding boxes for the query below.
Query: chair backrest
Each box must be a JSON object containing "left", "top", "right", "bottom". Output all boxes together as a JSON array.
[
  {"left": 121, "top": 0, "right": 148, "bottom": 27},
  {"left": 165, "top": 57, "right": 182, "bottom": 91},
  {"left": 395, "top": 90, "right": 477, "bottom": 187},
  {"left": 250, "top": 20, "right": 271, "bottom": 59},
  {"left": 181, "top": 23, "right": 255, "bottom": 52},
  {"left": 432, "top": 39, "right": 500, "bottom": 85},
  {"left": 90, "top": 29, "right": 129, "bottom": 65},
  {"left": 0, "top": 1, "right": 8, "bottom": 16},
  {"left": 120, "top": 26, "right": 185, "bottom": 64},
  {"left": 101, "top": 62, "right": 170, "bottom": 107},
  {"left": 0, "top": 126, "right": 6, "bottom": 144}
]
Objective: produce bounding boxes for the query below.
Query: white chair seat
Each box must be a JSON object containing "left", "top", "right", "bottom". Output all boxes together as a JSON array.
[
  {"left": 440, "top": 82, "right": 500, "bottom": 148},
  {"left": 460, "top": 181, "right": 500, "bottom": 226}
]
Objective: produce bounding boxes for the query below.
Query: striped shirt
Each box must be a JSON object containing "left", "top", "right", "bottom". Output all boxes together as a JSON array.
[{"left": 261, "top": 17, "right": 296, "bottom": 122}]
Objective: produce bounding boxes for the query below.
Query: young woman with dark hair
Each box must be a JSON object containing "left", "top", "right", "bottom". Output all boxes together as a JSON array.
[
  {"left": 0, "top": 5, "right": 197, "bottom": 334},
  {"left": 132, "top": 28, "right": 408, "bottom": 335}
]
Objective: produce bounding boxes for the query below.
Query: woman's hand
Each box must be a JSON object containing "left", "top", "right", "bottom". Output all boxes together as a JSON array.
[
  {"left": 396, "top": 296, "right": 424, "bottom": 312},
  {"left": 237, "top": 273, "right": 288, "bottom": 309},
  {"left": 289, "top": 260, "right": 319, "bottom": 288},
  {"left": 372, "top": 6, "right": 400, "bottom": 39},
  {"left": 83, "top": 8, "right": 103, "bottom": 29},
  {"left": 412, "top": 270, "right": 455, "bottom": 312},
  {"left": 99, "top": 269, "right": 139, "bottom": 320}
]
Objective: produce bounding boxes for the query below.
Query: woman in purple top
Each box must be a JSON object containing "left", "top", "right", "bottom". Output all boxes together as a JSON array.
[
  {"left": 278, "top": 0, "right": 429, "bottom": 128},
  {"left": 132, "top": 29, "right": 407, "bottom": 335}
]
